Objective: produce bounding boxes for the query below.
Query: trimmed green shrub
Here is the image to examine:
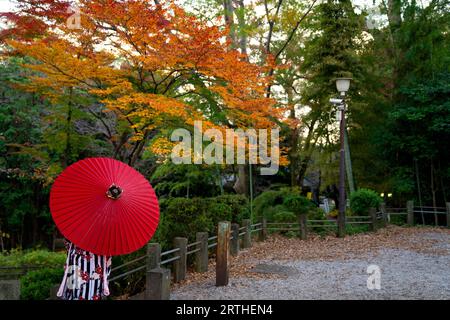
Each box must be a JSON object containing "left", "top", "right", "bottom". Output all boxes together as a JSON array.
[
  {"left": 20, "top": 267, "right": 64, "bottom": 300},
  {"left": 207, "top": 201, "right": 233, "bottom": 223},
  {"left": 307, "top": 207, "right": 326, "bottom": 220},
  {"left": 158, "top": 197, "right": 212, "bottom": 244},
  {"left": 213, "top": 194, "right": 250, "bottom": 223},
  {"left": 273, "top": 211, "right": 297, "bottom": 222},
  {"left": 150, "top": 163, "right": 220, "bottom": 198},
  {"left": 253, "top": 188, "right": 316, "bottom": 221},
  {"left": 350, "top": 188, "right": 382, "bottom": 216},
  {"left": 252, "top": 189, "right": 333, "bottom": 236},
  {"left": 253, "top": 190, "right": 286, "bottom": 218},
  {"left": 264, "top": 205, "right": 293, "bottom": 222},
  {"left": 0, "top": 249, "right": 66, "bottom": 267},
  {"left": 283, "top": 194, "right": 314, "bottom": 215},
  {"left": 0, "top": 250, "right": 66, "bottom": 299},
  {"left": 155, "top": 194, "right": 249, "bottom": 248}
]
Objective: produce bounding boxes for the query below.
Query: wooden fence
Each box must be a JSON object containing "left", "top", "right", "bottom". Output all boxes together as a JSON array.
[
  {"left": 385, "top": 201, "right": 450, "bottom": 227},
  {"left": 2, "top": 200, "right": 449, "bottom": 300},
  {"left": 102, "top": 201, "right": 450, "bottom": 300},
  {"left": 266, "top": 209, "right": 386, "bottom": 239},
  {"left": 100, "top": 209, "right": 387, "bottom": 300},
  {"left": 105, "top": 218, "right": 262, "bottom": 299}
]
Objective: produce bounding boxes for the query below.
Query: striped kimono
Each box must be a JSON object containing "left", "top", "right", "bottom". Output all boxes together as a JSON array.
[{"left": 57, "top": 241, "right": 112, "bottom": 300}]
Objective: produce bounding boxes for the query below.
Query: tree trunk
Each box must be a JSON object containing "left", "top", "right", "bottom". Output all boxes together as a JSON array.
[
  {"left": 386, "top": 0, "right": 402, "bottom": 31},
  {"left": 32, "top": 182, "right": 40, "bottom": 246},
  {"left": 431, "top": 159, "right": 438, "bottom": 226},
  {"left": 297, "top": 117, "right": 318, "bottom": 188},
  {"left": 0, "top": 224, "right": 4, "bottom": 252},
  {"left": 235, "top": 0, "right": 247, "bottom": 56},
  {"left": 32, "top": 213, "right": 38, "bottom": 247},
  {"left": 414, "top": 158, "right": 425, "bottom": 225},
  {"left": 225, "top": 0, "right": 249, "bottom": 196},
  {"left": 344, "top": 129, "right": 355, "bottom": 194},
  {"left": 63, "top": 89, "right": 73, "bottom": 168},
  {"left": 286, "top": 85, "right": 299, "bottom": 188},
  {"left": 234, "top": 164, "right": 248, "bottom": 196},
  {"left": 289, "top": 129, "right": 300, "bottom": 188},
  {"left": 223, "top": 0, "right": 236, "bottom": 45},
  {"left": 438, "top": 158, "right": 447, "bottom": 202},
  {"left": 297, "top": 156, "right": 310, "bottom": 189},
  {"left": 383, "top": 0, "right": 402, "bottom": 99},
  {"left": 128, "top": 130, "right": 151, "bottom": 166}
]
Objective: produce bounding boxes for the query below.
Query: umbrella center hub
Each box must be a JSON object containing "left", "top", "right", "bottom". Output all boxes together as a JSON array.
[{"left": 106, "top": 184, "right": 123, "bottom": 200}]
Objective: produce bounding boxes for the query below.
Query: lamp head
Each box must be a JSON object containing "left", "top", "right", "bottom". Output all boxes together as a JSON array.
[{"left": 335, "top": 77, "right": 352, "bottom": 95}]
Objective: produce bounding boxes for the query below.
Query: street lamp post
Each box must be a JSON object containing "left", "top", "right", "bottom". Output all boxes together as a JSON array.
[{"left": 334, "top": 78, "right": 351, "bottom": 238}]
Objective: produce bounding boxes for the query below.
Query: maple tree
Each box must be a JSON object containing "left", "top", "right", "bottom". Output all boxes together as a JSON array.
[{"left": 1, "top": 0, "right": 284, "bottom": 166}]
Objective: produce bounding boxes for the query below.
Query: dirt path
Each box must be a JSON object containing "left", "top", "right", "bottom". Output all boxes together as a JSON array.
[{"left": 170, "top": 226, "right": 450, "bottom": 300}]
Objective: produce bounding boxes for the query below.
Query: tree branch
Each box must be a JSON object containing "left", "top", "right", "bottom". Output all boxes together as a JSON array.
[
  {"left": 265, "top": 0, "right": 284, "bottom": 54},
  {"left": 266, "top": 0, "right": 318, "bottom": 98},
  {"left": 274, "top": 0, "right": 318, "bottom": 61}
]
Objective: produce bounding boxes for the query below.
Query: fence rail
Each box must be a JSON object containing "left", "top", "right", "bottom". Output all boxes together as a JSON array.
[
  {"left": 385, "top": 202, "right": 450, "bottom": 227},
  {"left": 413, "top": 210, "right": 446, "bottom": 214},
  {"left": 160, "top": 255, "right": 180, "bottom": 265}
]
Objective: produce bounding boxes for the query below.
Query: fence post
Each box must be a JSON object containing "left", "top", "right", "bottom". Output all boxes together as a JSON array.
[
  {"left": 216, "top": 221, "right": 231, "bottom": 286},
  {"left": 230, "top": 223, "right": 240, "bottom": 256},
  {"left": 380, "top": 202, "right": 388, "bottom": 226},
  {"left": 195, "top": 232, "right": 208, "bottom": 273},
  {"left": 173, "top": 237, "right": 187, "bottom": 282},
  {"left": 407, "top": 200, "right": 414, "bottom": 226},
  {"left": 145, "top": 268, "right": 171, "bottom": 300},
  {"left": 446, "top": 202, "right": 450, "bottom": 229},
  {"left": 242, "top": 219, "right": 251, "bottom": 249},
  {"left": 49, "top": 284, "right": 60, "bottom": 300},
  {"left": 144, "top": 243, "right": 164, "bottom": 299},
  {"left": 369, "top": 207, "right": 378, "bottom": 231},
  {"left": 337, "top": 214, "right": 346, "bottom": 238},
  {"left": 298, "top": 214, "right": 307, "bottom": 240},
  {"left": 146, "top": 243, "right": 161, "bottom": 271},
  {"left": 0, "top": 280, "right": 20, "bottom": 300},
  {"left": 258, "top": 218, "right": 267, "bottom": 241}
]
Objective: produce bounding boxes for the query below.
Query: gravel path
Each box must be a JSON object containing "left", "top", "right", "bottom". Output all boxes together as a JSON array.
[{"left": 170, "top": 227, "right": 450, "bottom": 300}]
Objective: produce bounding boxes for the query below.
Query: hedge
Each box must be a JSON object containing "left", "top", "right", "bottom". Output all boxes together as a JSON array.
[
  {"left": 0, "top": 249, "right": 66, "bottom": 300},
  {"left": 153, "top": 194, "right": 249, "bottom": 249},
  {"left": 350, "top": 188, "right": 382, "bottom": 216}
]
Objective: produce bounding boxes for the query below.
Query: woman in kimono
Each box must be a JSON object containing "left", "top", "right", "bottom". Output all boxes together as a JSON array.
[{"left": 57, "top": 240, "right": 112, "bottom": 300}]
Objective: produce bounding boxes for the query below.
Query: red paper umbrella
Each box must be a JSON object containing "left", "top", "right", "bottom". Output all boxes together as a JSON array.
[{"left": 50, "top": 157, "right": 159, "bottom": 256}]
